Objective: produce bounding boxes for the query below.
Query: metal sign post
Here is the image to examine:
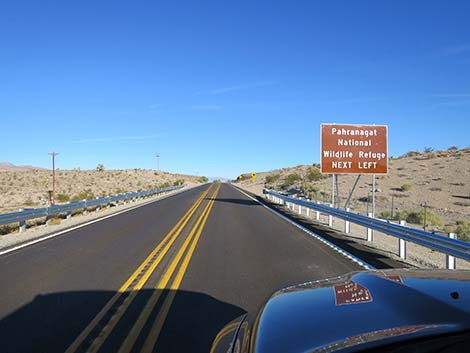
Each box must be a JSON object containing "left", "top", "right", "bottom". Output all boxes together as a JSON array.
[
  {"left": 331, "top": 174, "right": 335, "bottom": 207},
  {"left": 372, "top": 174, "right": 376, "bottom": 218},
  {"left": 344, "top": 174, "right": 361, "bottom": 209}
]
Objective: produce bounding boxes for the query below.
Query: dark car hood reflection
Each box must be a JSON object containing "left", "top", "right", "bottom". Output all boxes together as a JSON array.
[{"left": 253, "top": 269, "right": 470, "bottom": 353}]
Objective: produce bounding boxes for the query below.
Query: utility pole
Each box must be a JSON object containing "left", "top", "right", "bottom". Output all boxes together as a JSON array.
[
  {"left": 156, "top": 153, "right": 160, "bottom": 171},
  {"left": 422, "top": 202, "right": 428, "bottom": 231},
  {"left": 48, "top": 152, "right": 59, "bottom": 204}
]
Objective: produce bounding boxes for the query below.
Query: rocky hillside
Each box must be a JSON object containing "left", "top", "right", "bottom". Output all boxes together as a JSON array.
[
  {"left": 235, "top": 147, "right": 470, "bottom": 240},
  {"left": 0, "top": 168, "right": 206, "bottom": 214}
]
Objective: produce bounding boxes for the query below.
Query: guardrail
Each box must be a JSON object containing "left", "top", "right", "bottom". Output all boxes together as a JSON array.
[
  {"left": 263, "top": 189, "right": 470, "bottom": 269},
  {"left": 0, "top": 185, "right": 184, "bottom": 232}
]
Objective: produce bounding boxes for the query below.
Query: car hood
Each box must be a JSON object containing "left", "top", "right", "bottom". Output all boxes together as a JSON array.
[{"left": 253, "top": 269, "right": 470, "bottom": 353}]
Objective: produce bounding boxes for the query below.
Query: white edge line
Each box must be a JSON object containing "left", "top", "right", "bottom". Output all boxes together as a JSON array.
[
  {"left": 0, "top": 185, "right": 201, "bottom": 256},
  {"left": 232, "top": 185, "right": 375, "bottom": 270}
]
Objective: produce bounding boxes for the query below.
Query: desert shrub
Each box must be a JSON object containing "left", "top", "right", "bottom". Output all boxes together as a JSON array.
[
  {"left": 24, "top": 199, "right": 36, "bottom": 206},
  {"left": 455, "top": 221, "right": 470, "bottom": 241},
  {"left": 301, "top": 184, "right": 320, "bottom": 198},
  {"left": 173, "top": 179, "right": 184, "bottom": 186},
  {"left": 436, "top": 151, "right": 449, "bottom": 158},
  {"left": 404, "top": 151, "right": 420, "bottom": 158},
  {"left": 401, "top": 184, "right": 412, "bottom": 192},
  {"left": 454, "top": 201, "right": 470, "bottom": 207},
  {"left": 48, "top": 217, "right": 61, "bottom": 225},
  {"left": 429, "top": 187, "right": 442, "bottom": 191},
  {"left": 306, "top": 167, "right": 323, "bottom": 182},
  {"left": 265, "top": 173, "right": 280, "bottom": 184},
  {"left": 447, "top": 146, "right": 458, "bottom": 151},
  {"left": 198, "top": 176, "right": 209, "bottom": 183},
  {"left": 159, "top": 182, "right": 171, "bottom": 188},
  {"left": 71, "top": 189, "right": 95, "bottom": 201},
  {"left": 405, "top": 210, "right": 441, "bottom": 227},
  {"left": 379, "top": 210, "right": 404, "bottom": 221},
  {"left": 279, "top": 173, "right": 302, "bottom": 189},
  {"left": 423, "top": 147, "right": 434, "bottom": 153},
  {"left": 359, "top": 195, "right": 388, "bottom": 203},
  {"left": 358, "top": 196, "right": 373, "bottom": 203},
  {"left": 0, "top": 224, "right": 18, "bottom": 235},
  {"left": 285, "top": 173, "right": 301, "bottom": 185},
  {"left": 96, "top": 164, "right": 105, "bottom": 172},
  {"left": 56, "top": 193, "right": 70, "bottom": 202},
  {"left": 445, "top": 221, "right": 470, "bottom": 242}
]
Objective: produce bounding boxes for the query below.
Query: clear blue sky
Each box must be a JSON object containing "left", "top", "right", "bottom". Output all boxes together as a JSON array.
[{"left": 2, "top": 1, "right": 469, "bottom": 178}]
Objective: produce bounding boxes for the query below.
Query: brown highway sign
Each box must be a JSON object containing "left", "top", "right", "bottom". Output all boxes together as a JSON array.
[{"left": 321, "top": 124, "right": 388, "bottom": 174}]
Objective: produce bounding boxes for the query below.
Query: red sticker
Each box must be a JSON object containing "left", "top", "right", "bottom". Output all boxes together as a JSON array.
[{"left": 334, "top": 280, "right": 373, "bottom": 306}]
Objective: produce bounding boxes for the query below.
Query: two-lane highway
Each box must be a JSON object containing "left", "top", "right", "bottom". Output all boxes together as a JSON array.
[{"left": 0, "top": 183, "right": 363, "bottom": 353}]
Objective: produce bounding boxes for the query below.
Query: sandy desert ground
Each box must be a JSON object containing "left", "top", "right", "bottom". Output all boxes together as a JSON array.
[{"left": 0, "top": 166, "right": 204, "bottom": 214}]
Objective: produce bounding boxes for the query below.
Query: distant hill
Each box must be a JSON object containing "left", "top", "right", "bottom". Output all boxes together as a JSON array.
[
  {"left": 235, "top": 147, "right": 470, "bottom": 238},
  {"left": 208, "top": 176, "right": 229, "bottom": 182},
  {"left": 0, "top": 162, "right": 47, "bottom": 172}
]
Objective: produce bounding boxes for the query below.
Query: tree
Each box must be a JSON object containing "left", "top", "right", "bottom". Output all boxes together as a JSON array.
[{"left": 96, "top": 164, "right": 105, "bottom": 172}]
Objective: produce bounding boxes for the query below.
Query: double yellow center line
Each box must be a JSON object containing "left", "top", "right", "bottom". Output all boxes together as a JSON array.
[{"left": 65, "top": 184, "right": 220, "bottom": 353}]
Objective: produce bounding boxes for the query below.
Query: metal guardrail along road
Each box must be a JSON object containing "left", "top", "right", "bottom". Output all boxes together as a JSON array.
[
  {"left": 0, "top": 185, "right": 184, "bottom": 230},
  {"left": 264, "top": 189, "right": 470, "bottom": 267}
]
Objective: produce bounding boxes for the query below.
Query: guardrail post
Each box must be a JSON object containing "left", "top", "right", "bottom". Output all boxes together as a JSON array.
[
  {"left": 66, "top": 203, "right": 72, "bottom": 220},
  {"left": 19, "top": 209, "right": 26, "bottom": 232},
  {"left": 45, "top": 206, "right": 52, "bottom": 225},
  {"left": 446, "top": 233, "right": 456, "bottom": 270},
  {"left": 316, "top": 202, "right": 320, "bottom": 221},
  {"left": 328, "top": 205, "right": 333, "bottom": 227},
  {"left": 399, "top": 220, "right": 407, "bottom": 259},
  {"left": 344, "top": 208, "right": 350, "bottom": 234},
  {"left": 306, "top": 199, "right": 310, "bottom": 217},
  {"left": 83, "top": 200, "right": 88, "bottom": 215},
  {"left": 367, "top": 212, "right": 373, "bottom": 241},
  {"left": 95, "top": 198, "right": 101, "bottom": 212},
  {"left": 298, "top": 202, "right": 302, "bottom": 215}
]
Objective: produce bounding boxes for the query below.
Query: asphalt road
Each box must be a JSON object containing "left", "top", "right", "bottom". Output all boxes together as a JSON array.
[{"left": 0, "top": 183, "right": 373, "bottom": 353}]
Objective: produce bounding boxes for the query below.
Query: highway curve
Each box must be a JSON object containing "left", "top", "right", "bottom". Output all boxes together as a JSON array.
[{"left": 0, "top": 183, "right": 367, "bottom": 353}]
